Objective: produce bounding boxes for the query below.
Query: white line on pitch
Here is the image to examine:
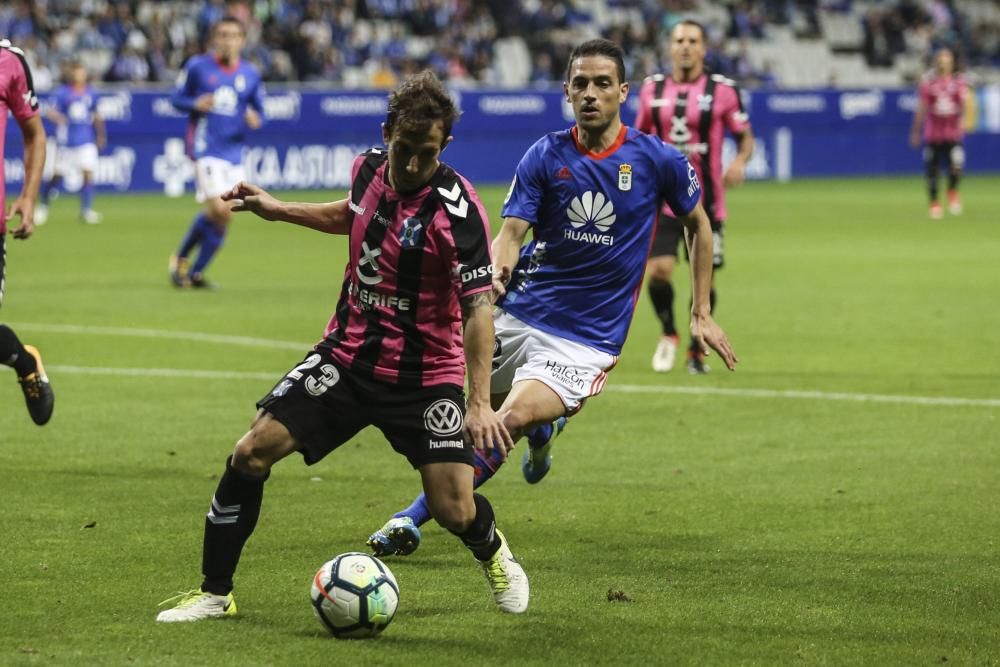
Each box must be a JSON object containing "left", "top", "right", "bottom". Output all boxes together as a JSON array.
[
  {"left": 50, "top": 365, "right": 277, "bottom": 381},
  {"left": 610, "top": 384, "right": 1000, "bottom": 408},
  {"left": 45, "top": 365, "right": 1000, "bottom": 408},
  {"left": 9, "top": 322, "right": 309, "bottom": 351}
]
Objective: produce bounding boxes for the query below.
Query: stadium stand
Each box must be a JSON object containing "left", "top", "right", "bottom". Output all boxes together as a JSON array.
[{"left": 2, "top": 0, "right": 997, "bottom": 89}]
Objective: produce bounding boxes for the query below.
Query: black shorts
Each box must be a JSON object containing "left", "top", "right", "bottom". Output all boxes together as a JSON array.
[
  {"left": 924, "top": 142, "right": 965, "bottom": 170},
  {"left": 650, "top": 213, "right": 726, "bottom": 270},
  {"left": 256, "top": 341, "right": 473, "bottom": 469}
]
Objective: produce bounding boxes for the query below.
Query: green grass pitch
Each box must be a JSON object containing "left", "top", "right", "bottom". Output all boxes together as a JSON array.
[{"left": 1, "top": 176, "right": 998, "bottom": 665}]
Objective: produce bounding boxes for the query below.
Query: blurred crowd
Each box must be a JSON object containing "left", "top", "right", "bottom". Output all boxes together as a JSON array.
[
  {"left": 860, "top": 0, "right": 1000, "bottom": 69},
  {"left": 1, "top": 0, "right": 997, "bottom": 90}
]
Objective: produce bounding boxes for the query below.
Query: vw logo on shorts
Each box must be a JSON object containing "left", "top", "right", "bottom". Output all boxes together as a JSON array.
[{"left": 423, "top": 399, "right": 464, "bottom": 437}]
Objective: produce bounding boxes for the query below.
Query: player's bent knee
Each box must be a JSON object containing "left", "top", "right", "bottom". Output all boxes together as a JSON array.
[
  {"left": 232, "top": 414, "right": 295, "bottom": 475},
  {"left": 647, "top": 258, "right": 675, "bottom": 282},
  {"left": 498, "top": 404, "right": 536, "bottom": 439},
  {"left": 428, "top": 498, "right": 475, "bottom": 533}
]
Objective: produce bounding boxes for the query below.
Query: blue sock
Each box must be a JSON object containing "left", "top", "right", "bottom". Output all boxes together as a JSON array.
[
  {"left": 191, "top": 220, "right": 226, "bottom": 276},
  {"left": 393, "top": 495, "right": 432, "bottom": 527},
  {"left": 41, "top": 177, "right": 59, "bottom": 205},
  {"left": 394, "top": 447, "right": 506, "bottom": 528},
  {"left": 177, "top": 213, "right": 208, "bottom": 259},
  {"left": 81, "top": 181, "right": 94, "bottom": 213},
  {"left": 527, "top": 423, "right": 553, "bottom": 450}
]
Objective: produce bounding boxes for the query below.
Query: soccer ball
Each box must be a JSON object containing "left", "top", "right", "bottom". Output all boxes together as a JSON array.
[{"left": 310, "top": 552, "right": 399, "bottom": 638}]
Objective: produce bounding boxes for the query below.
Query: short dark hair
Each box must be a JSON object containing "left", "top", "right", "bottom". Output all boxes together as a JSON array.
[
  {"left": 385, "top": 70, "right": 460, "bottom": 144},
  {"left": 672, "top": 19, "right": 707, "bottom": 41},
  {"left": 213, "top": 16, "right": 245, "bottom": 35},
  {"left": 566, "top": 39, "right": 626, "bottom": 85}
]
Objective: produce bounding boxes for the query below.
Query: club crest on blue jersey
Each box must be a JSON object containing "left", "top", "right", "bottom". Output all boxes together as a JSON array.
[
  {"left": 399, "top": 217, "right": 423, "bottom": 248},
  {"left": 618, "top": 163, "right": 632, "bottom": 191}
]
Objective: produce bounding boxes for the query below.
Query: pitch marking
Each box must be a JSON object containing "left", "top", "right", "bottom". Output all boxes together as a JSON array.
[{"left": 17, "top": 323, "right": 998, "bottom": 408}]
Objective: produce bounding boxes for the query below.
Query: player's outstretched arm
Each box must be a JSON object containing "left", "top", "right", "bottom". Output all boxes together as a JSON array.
[
  {"left": 490, "top": 217, "right": 531, "bottom": 302},
  {"left": 222, "top": 181, "right": 350, "bottom": 234},
  {"left": 461, "top": 292, "right": 514, "bottom": 457},
  {"left": 7, "top": 115, "right": 46, "bottom": 240},
  {"left": 679, "top": 202, "right": 738, "bottom": 371}
]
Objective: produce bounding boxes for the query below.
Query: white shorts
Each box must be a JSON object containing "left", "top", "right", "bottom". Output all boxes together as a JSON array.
[
  {"left": 54, "top": 143, "right": 99, "bottom": 176},
  {"left": 491, "top": 310, "right": 618, "bottom": 414},
  {"left": 195, "top": 157, "right": 245, "bottom": 202}
]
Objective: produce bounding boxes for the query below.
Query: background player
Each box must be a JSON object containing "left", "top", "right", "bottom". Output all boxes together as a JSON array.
[
  {"left": 0, "top": 39, "right": 54, "bottom": 426},
  {"left": 155, "top": 71, "right": 528, "bottom": 622},
  {"left": 367, "top": 39, "right": 737, "bottom": 558},
  {"left": 36, "top": 61, "right": 106, "bottom": 225},
  {"left": 168, "top": 16, "right": 264, "bottom": 289},
  {"left": 635, "top": 20, "right": 753, "bottom": 374},
  {"left": 910, "top": 47, "right": 969, "bottom": 219}
]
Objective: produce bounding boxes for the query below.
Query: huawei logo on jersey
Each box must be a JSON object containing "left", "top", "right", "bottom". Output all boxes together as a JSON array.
[
  {"left": 567, "top": 191, "right": 616, "bottom": 231},
  {"left": 565, "top": 191, "right": 617, "bottom": 246}
]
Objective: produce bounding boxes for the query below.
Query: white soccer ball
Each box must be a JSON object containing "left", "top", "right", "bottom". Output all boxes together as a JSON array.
[{"left": 310, "top": 552, "right": 399, "bottom": 638}]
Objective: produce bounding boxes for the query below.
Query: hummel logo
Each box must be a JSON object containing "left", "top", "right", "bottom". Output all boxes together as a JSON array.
[
  {"left": 437, "top": 182, "right": 469, "bottom": 218},
  {"left": 567, "top": 191, "right": 616, "bottom": 232}
]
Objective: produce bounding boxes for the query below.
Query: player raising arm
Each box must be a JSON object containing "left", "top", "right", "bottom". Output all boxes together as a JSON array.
[
  {"left": 368, "top": 39, "right": 736, "bottom": 559},
  {"left": 156, "top": 72, "right": 528, "bottom": 623}
]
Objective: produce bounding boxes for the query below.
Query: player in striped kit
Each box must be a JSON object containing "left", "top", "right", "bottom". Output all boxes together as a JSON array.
[
  {"left": 910, "top": 47, "right": 969, "bottom": 219},
  {"left": 156, "top": 71, "right": 528, "bottom": 622},
  {"left": 0, "top": 39, "right": 54, "bottom": 426},
  {"left": 636, "top": 20, "right": 754, "bottom": 374}
]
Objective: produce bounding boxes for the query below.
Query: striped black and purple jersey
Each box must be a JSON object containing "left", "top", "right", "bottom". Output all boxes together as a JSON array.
[{"left": 322, "top": 149, "right": 494, "bottom": 388}]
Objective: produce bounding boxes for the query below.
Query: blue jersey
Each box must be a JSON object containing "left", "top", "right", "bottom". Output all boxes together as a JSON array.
[
  {"left": 171, "top": 54, "right": 264, "bottom": 163},
  {"left": 500, "top": 126, "right": 701, "bottom": 356},
  {"left": 53, "top": 84, "right": 97, "bottom": 147}
]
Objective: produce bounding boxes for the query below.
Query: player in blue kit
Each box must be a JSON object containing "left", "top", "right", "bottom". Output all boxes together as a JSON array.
[
  {"left": 168, "top": 16, "right": 264, "bottom": 289},
  {"left": 36, "top": 61, "right": 106, "bottom": 225},
  {"left": 368, "top": 39, "right": 737, "bottom": 557}
]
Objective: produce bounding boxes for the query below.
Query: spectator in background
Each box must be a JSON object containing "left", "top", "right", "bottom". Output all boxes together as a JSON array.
[
  {"left": 15, "top": 0, "right": 1000, "bottom": 90},
  {"left": 1, "top": 1, "right": 39, "bottom": 42},
  {"left": 864, "top": 9, "right": 896, "bottom": 67},
  {"left": 106, "top": 31, "right": 151, "bottom": 83},
  {"left": 530, "top": 51, "right": 555, "bottom": 84},
  {"left": 370, "top": 56, "right": 399, "bottom": 88},
  {"left": 727, "top": 1, "right": 766, "bottom": 40}
]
